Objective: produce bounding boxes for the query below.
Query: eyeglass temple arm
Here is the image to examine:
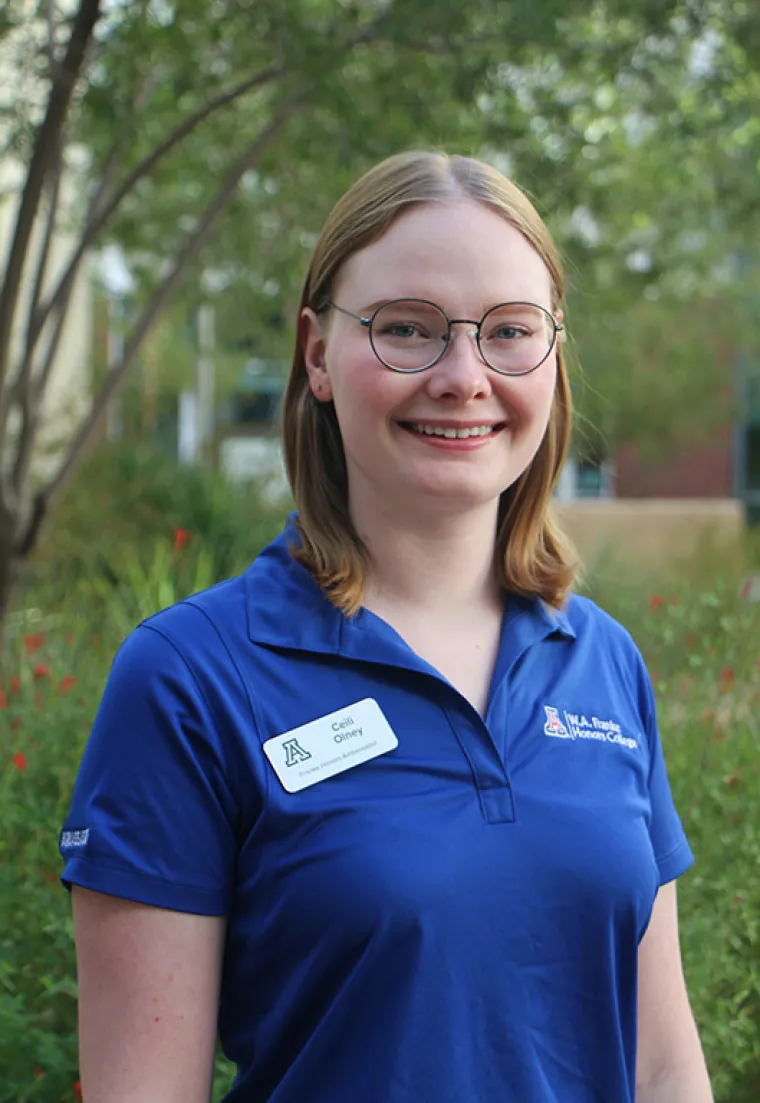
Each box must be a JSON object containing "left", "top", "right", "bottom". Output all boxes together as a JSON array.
[{"left": 323, "top": 300, "right": 371, "bottom": 326}]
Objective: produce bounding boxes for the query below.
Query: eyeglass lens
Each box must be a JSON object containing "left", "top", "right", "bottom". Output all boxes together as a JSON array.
[{"left": 369, "top": 300, "right": 555, "bottom": 374}]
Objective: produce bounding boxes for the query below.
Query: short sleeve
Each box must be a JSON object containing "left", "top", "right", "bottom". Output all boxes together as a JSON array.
[
  {"left": 60, "top": 624, "right": 239, "bottom": 915},
  {"left": 636, "top": 654, "right": 694, "bottom": 886}
]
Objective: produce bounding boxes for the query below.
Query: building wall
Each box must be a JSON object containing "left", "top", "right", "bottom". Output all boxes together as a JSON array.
[
  {"left": 0, "top": 12, "right": 92, "bottom": 481},
  {"left": 556, "top": 498, "right": 744, "bottom": 575},
  {"left": 613, "top": 429, "right": 735, "bottom": 498},
  {"left": 0, "top": 163, "right": 92, "bottom": 478}
]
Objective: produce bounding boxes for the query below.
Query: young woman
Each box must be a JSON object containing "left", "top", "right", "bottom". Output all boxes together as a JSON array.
[{"left": 61, "top": 151, "right": 712, "bottom": 1102}]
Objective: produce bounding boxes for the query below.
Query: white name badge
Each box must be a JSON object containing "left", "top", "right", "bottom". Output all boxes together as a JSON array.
[{"left": 263, "top": 698, "right": 398, "bottom": 794}]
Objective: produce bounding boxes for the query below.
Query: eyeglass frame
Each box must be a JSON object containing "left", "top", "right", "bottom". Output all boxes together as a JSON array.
[{"left": 318, "top": 297, "right": 564, "bottom": 377}]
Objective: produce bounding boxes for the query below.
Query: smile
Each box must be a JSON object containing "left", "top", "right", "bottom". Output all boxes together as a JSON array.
[{"left": 403, "top": 423, "right": 502, "bottom": 439}]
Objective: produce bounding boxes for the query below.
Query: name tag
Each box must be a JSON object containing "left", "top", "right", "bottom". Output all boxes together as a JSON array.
[{"left": 263, "top": 698, "right": 398, "bottom": 793}]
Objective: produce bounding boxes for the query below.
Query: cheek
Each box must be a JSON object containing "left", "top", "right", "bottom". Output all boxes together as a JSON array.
[
  {"left": 498, "top": 360, "right": 557, "bottom": 426},
  {"left": 328, "top": 347, "right": 416, "bottom": 426}
]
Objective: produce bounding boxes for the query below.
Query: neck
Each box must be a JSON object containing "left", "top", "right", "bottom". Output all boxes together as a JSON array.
[{"left": 351, "top": 493, "right": 503, "bottom": 616}]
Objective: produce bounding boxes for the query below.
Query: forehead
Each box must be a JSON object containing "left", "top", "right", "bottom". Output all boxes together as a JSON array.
[{"left": 334, "top": 200, "right": 553, "bottom": 311}]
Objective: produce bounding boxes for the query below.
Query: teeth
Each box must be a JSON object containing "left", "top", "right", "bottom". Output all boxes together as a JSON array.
[{"left": 411, "top": 424, "right": 494, "bottom": 439}]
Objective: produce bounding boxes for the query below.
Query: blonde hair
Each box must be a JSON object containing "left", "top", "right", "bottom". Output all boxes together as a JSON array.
[{"left": 282, "top": 150, "right": 577, "bottom": 614}]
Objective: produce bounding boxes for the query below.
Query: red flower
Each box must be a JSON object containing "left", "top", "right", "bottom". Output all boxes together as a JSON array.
[
  {"left": 73, "top": 1082, "right": 82, "bottom": 1101},
  {"left": 719, "top": 667, "right": 735, "bottom": 693},
  {"left": 11, "top": 750, "right": 27, "bottom": 771},
  {"left": 9, "top": 676, "right": 21, "bottom": 694},
  {"left": 0, "top": 688, "right": 6, "bottom": 709},
  {"left": 173, "top": 528, "right": 190, "bottom": 552},
  {"left": 24, "top": 632, "right": 45, "bottom": 655},
  {"left": 33, "top": 663, "right": 50, "bottom": 681},
  {"left": 649, "top": 594, "right": 665, "bottom": 612},
  {"left": 59, "top": 675, "right": 77, "bottom": 695},
  {"left": 33, "top": 1067, "right": 43, "bottom": 1078}
]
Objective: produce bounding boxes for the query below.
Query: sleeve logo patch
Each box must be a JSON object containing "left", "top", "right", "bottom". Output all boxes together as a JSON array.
[
  {"left": 544, "top": 705, "right": 639, "bottom": 750},
  {"left": 60, "top": 828, "right": 90, "bottom": 850}
]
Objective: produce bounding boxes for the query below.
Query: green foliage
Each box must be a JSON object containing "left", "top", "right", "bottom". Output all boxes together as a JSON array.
[
  {"left": 5, "top": 0, "right": 757, "bottom": 458},
  {"left": 1, "top": 502, "right": 759, "bottom": 1096},
  {"left": 28, "top": 442, "right": 289, "bottom": 599},
  {"left": 587, "top": 570, "right": 760, "bottom": 1102}
]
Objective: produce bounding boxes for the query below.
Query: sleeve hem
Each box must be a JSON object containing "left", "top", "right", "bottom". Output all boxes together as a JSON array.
[
  {"left": 60, "top": 856, "right": 229, "bottom": 917},
  {"left": 656, "top": 838, "right": 694, "bottom": 886}
]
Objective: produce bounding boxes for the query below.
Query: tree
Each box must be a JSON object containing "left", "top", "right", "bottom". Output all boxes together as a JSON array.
[{"left": 1, "top": 0, "right": 758, "bottom": 639}]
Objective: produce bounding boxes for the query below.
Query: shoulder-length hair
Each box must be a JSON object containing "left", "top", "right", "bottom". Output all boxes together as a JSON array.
[{"left": 282, "top": 150, "right": 577, "bottom": 614}]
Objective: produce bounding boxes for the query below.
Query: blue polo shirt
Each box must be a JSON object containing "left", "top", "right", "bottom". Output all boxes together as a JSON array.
[{"left": 60, "top": 517, "right": 693, "bottom": 1102}]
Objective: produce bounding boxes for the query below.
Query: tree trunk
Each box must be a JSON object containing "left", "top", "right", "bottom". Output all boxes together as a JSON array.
[{"left": 0, "top": 505, "right": 20, "bottom": 667}]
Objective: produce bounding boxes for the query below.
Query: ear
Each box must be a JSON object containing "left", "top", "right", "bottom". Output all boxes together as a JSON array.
[
  {"left": 555, "top": 308, "right": 566, "bottom": 342},
  {"left": 300, "top": 307, "right": 333, "bottom": 402}
]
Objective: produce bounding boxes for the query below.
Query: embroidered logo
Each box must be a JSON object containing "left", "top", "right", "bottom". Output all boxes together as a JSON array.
[
  {"left": 282, "top": 737, "right": 312, "bottom": 767},
  {"left": 543, "top": 706, "right": 639, "bottom": 751},
  {"left": 60, "top": 828, "right": 90, "bottom": 849},
  {"left": 543, "top": 706, "right": 571, "bottom": 739}
]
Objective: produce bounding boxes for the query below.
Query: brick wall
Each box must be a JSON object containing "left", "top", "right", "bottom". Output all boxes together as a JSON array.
[{"left": 613, "top": 429, "right": 734, "bottom": 498}]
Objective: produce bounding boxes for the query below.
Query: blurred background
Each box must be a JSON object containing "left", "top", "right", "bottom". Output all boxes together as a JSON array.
[{"left": 0, "top": 1, "right": 758, "bottom": 1100}]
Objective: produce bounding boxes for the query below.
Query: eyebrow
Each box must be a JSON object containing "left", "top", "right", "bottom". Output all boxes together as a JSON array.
[
  {"left": 357, "top": 299, "right": 389, "bottom": 316},
  {"left": 358, "top": 297, "right": 552, "bottom": 316}
]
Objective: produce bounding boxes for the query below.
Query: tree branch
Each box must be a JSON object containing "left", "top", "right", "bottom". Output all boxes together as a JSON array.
[
  {"left": 32, "top": 60, "right": 286, "bottom": 345},
  {"left": 11, "top": 306, "right": 69, "bottom": 499},
  {"left": 22, "top": 138, "right": 63, "bottom": 387},
  {"left": 13, "top": 70, "right": 158, "bottom": 415},
  {"left": 7, "top": 143, "right": 65, "bottom": 500},
  {"left": 37, "top": 100, "right": 299, "bottom": 517},
  {"left": 0, "top": 0, "right": 102, "bottom": 407}
]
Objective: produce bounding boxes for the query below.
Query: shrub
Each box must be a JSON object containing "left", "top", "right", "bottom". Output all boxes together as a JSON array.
[
  {"left": 28, "top": 442, "right": 289, "bottom": 594},
  {"left": 588, "top": 574, "right": 760, "bottom": 1100}
]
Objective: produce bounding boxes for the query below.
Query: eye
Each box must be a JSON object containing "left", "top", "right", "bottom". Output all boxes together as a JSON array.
[
  {"left": 383, "top": 322, "right": 428, "bottom": 340},
  {"left": 491, "top": 324, "right": 531, "bottom": 341},
  {"left": 484, "top": 322, "right": 533, "bottom": 342},
  {"left": 372, "top": 302, "right": 447, "bottom": 344}
]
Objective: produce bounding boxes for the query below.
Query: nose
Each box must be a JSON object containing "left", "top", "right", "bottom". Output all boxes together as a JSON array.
[{"left": 426, "top": 324, "right": 492, "bottom": 401}]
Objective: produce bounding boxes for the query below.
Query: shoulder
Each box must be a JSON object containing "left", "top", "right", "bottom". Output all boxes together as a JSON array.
[
  {"left": 141, "top": 572, "right": 249, "bottom": 651},
  {"left": 564, "top": 592, "right": 640, "bottom": 653},
  {"left": 562, "top": 593, "right": 653, "bottom": 704},
  {"left": 102, "top": 572, "right": 251, "bottom": 708}
]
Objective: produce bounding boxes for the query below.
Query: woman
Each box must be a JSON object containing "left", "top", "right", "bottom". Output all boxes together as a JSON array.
[{"left": 61, "top": 151, "right": 712, "bottom": 1101}]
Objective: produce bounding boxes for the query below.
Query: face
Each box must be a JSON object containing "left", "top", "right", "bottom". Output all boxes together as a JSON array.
[{"left": 301, "top": 200, "right": 561, "bottom": 523}]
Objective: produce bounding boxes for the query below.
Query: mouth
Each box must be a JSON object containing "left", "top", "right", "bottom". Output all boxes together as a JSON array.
[{"left": 398, "top": 421, "right": 506, "bottom": 440}]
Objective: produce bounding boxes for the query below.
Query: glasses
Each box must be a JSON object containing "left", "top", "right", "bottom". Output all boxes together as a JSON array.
[{"left": 323, "top": 298, "right": 563, "bottom": 376}]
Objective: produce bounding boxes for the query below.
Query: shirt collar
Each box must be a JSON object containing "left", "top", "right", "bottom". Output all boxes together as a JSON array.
[{"left": 246, "top": 514, "right": 576, "bottom": 665}]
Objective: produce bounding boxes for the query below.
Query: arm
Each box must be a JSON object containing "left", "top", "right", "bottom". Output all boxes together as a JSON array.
[
  {"left": 73, "top": 886, "right": 226, "bottom": 1103},
  {"left": 635, "top": 880, "right": 712, "bottom": 1102}
]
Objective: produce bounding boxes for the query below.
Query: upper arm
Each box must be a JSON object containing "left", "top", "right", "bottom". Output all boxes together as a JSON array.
[
  {"left": 636, "top": 880, "right": 704, "bottom": 1089},
  {"left": 74, "top": 886, "right": 226, "bottom": 1103}
]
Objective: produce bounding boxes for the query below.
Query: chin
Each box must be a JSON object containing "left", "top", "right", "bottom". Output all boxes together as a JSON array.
[{"left": 401, "top": 474, "right": 506, "bottom": 509}]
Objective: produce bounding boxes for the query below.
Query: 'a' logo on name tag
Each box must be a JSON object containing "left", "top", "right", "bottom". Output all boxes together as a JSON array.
[{"left": 263, "top": 698, "right": 398, "bottom": 793}]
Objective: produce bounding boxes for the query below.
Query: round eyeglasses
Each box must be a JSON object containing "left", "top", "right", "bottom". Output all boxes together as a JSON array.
[{"left": 322, "top": 298, "right": 563, "bottom": 376}]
